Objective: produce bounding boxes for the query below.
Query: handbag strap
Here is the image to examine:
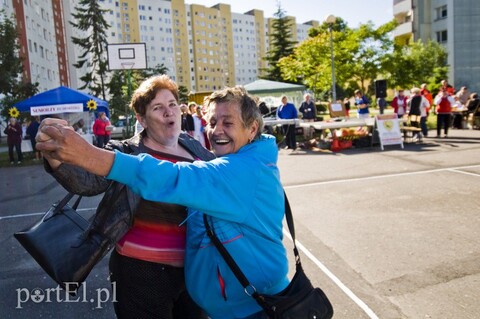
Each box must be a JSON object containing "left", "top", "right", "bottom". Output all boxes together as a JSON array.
[
  {"left": 54, "top": 193, "right": 82, "bottom": 214},
  {"left": 283, "top": 192, "right": 301, "bottom": 265},
  {"left": 203, "top": 191, "right": 300, "bottom": 304}
]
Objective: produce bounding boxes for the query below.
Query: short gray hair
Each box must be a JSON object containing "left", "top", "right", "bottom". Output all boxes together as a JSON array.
[{"left": 204, "top": 86, "right": 264, "bottom": 140}]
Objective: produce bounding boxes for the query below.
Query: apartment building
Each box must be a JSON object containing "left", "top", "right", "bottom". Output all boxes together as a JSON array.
[
  {"left": 232, "top": 12, "right": 258, "bottom": 85},
  {"left": 5, "top": 0, "right": 69, "bottom": 91},
  {"left": 6, "top": 0, "right": 318, "bottom": 94},
  {"left": 393, "top": 0, "right": 480, "bottom": 91}
]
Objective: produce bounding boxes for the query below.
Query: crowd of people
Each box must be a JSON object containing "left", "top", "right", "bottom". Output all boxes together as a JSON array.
[
  {"left": 4, "top": 77, "right": 479, "bottom": 167},
  {"left": 388, "top": 80, "right": 480, "bottom": 138}
]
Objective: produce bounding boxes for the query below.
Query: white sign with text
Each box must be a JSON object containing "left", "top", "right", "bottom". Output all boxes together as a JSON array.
[
  {"left": 30, "top": 103, "right": 84, "bottom": 116},
  {"left": 375, "top": 114, "right": 403, "bottom": 150}
]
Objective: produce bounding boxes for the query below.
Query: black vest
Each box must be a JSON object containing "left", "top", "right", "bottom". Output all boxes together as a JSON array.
[{"left": 409, "top": 95, "right": 422, "bottom": 116}]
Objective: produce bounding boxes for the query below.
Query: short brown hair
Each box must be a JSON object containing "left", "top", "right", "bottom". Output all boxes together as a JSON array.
[
  {"left": 204, "top": 86, "right": 264, "bottom": 140},
  {"left": 130, "top": 75, "right": 178, "bottom": 116}
]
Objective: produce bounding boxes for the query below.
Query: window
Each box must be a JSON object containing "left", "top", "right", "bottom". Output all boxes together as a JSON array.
[
  {"left": 436, "top": 30, "right": 447, "bottom": 43},
  {"left": 435, "top": 5, "right": 447, "bottom": 20}
]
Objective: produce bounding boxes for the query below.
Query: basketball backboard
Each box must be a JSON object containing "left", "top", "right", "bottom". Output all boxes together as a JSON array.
[{"left": 107, "top": 43, "right": 147, "bottom": 70}]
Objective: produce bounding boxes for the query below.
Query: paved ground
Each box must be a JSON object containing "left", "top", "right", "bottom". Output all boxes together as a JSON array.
[{"left": 1, "top": 128, "right": 479, "bottom": 318}]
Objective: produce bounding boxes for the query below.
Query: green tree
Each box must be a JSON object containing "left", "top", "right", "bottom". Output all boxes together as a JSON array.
[
  {"left": 107, "top": 70, "right": 129, "bottom": 121},
  {"left": 383, "top": 40, "right": 448, "bottom": 93},
  {"left": 140, "top": 63, "right": 169, "bottom": 79},
  {"left": 279, "top": 17, "right": 361, "bottom": 100},
  {"left": 178, "top": 85, "right": 189, "bottom": 104},
  {"left": 0, "top": 10, "right": 38, "bottom": 122},
  {"left": 349, "top": 20, "right": 397, "bottom": 95},
  {"left": 70, "top": 0, "right": 110, "bottom": 100},
  {"left": 0, "top": 10, "right": 22, "bottom": 96},
  {"left": 261, "top": 4, "right": 297, "bottom": 81},
  {"left": 279, "top": 19, "right": 397, "bottom": 100}
]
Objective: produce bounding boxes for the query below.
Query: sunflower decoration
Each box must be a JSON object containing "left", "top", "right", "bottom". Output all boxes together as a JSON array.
[
  {"left": 8, "top": 107, "right": 20, "bottom": 118},
  {"left": 87, "top": 99, "right": 97, "bottom": 111}
]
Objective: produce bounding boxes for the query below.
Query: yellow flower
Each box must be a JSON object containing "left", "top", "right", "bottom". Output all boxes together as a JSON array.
[
  {"left": 87, "top": 99, "right": 97, "bottom": 111},
  {"left": 8, "top": 107, "right": 20, "bottom": 118}
]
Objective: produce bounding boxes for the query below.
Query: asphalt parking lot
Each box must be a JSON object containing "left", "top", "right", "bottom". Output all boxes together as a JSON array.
[{"left": 1, "top": 128, "right": 479, "bottom": 319}]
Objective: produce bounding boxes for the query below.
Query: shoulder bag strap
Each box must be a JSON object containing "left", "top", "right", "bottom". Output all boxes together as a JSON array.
[
  {"left": 203, "top": 191, "right": 299, "bottom": 302},
  {"left": 283, "top": 192, "right": 301, "bottom": 266},
  {"left": 54, "top": 193, "right": 82, "bottom": 214}
]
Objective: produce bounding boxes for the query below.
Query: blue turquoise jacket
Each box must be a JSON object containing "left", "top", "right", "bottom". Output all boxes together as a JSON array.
[{"left": 107, "top": 134, "right": 289, "bottom": 319}]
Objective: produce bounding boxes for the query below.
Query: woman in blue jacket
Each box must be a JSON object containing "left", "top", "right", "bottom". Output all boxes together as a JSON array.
[{"left": 36, "top": 86, "right": 289, "bottom": 319}]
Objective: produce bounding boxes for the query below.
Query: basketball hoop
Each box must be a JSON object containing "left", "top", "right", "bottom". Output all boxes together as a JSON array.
[{"left": 121, "top": 62, "right": 135, "bottom": 70}]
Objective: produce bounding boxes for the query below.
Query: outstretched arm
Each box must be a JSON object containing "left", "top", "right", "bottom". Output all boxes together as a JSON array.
[{"left": 36, "top": 118, "right": 115, "bottom": 177}]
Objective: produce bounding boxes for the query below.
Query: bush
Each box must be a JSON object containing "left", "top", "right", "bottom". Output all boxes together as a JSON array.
[{"left": 315, "top": 102, "right": 328, "bottom": 113}]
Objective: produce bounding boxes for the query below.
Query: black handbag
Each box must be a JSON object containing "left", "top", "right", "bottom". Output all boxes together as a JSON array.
[
  {"left": 14, "top": 192, "right": 113, "bottom": 294},
  {"left": 203, "top": 192, "right": 334, "bottom": 319}
]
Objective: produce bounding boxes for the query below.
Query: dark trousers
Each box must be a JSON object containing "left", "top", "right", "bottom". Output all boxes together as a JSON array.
[
  {"left": 96, "top": 135, "right": 110, "bottom": 148},
  {"left": 437, "top": 113, "right": 451, "bottom": 136},
  {"left": 109, "top": 250, "right": 206, "bottom": 319},
  {"left": 8, "top": 143, "right": 23, "bottom": 162},
  {"left": 282, "top": 124, "right": 296, "bottom": 149},
  {"left": 452, "top": 113, "right": 464, "bottom": 129},
  {"left": 420, "top": 116, "right": 428, "bottom": 136}
]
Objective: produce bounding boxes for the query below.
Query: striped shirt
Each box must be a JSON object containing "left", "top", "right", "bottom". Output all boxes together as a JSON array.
[{"left": 116, "top": 150, "right": 195, "bottom": 267}]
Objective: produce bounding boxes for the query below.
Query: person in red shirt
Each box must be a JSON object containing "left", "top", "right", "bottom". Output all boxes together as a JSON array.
[
  {"left": 92, "top": 111, "right": 111, "bottom": 148},
  {"left": 391, "top": 89, "right": 409, "bottom": 118},
  {"left": 420, "top": 83, "right": 433, "bottom": 115},
  {"left": 434, "top": 89, "right": 454, "bottom": 138},
  {"left": 440, "top": 79, "right": 455, "bottom": 96}
]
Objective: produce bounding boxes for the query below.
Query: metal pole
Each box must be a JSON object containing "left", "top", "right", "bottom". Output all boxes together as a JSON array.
[
  {"left": 126, "top": 69, "right": 132, "bottom": 137},
  {"left": 329, "top": 25, "right": 336, "bottom": 103}
]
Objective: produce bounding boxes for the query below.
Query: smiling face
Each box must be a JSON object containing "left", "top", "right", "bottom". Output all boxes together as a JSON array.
[
  {"left": 206, "top": 102, "right": 258, "bottom": 157},
  {"left": 136, "top": 89, "right": 181, "bottom": 144}
]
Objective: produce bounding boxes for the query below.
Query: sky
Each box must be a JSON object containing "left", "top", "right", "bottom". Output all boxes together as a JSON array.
[{"left": 186, "top": 0, "right": 394, "bottom": 28}]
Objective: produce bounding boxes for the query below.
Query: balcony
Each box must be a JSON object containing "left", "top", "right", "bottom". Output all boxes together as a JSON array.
[
  {"left": 393, "top": 21, "right": 413, "bottom": 38},
  {"left": 393, "top": 0, "right": 412, "bottom": 16}
]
